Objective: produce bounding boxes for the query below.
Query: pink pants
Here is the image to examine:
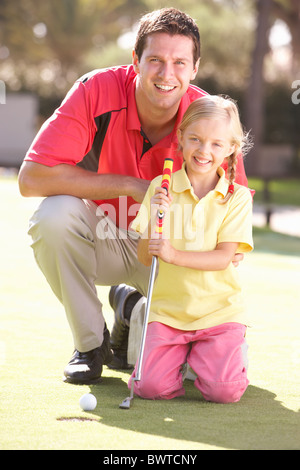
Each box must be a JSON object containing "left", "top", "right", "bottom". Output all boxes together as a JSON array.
[{"left": 129, "top": 322, "right": 249, "bottom": 404}]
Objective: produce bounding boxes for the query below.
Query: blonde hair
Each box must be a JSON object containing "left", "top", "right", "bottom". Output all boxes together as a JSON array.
[{"left": 178, "top": 95, "right": 252, "bottom": 202}]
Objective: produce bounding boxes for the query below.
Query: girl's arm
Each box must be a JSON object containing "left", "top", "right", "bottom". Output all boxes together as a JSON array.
[{"left": 148, "top": 239, "right": 239, "bottom": 271}]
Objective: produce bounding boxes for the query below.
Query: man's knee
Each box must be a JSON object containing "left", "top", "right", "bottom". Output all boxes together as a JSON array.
[{"left": 29, "top": 195, "right": 87, "bottom": 242}]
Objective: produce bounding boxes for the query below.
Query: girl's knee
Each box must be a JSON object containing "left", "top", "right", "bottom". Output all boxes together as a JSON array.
[
  {"left": 135, "top": 379, "right": 162, "bottom": 399},
  {"left": 130, "top": 374, "right": 185, "bottom": 400},
  {"left": 196, "top": 378, "right": 249, "bottom": 404}
]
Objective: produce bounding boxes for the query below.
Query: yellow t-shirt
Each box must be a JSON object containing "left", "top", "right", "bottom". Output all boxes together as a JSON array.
[{"left": 131, "top": 164, "right": 254, "bottom": 330}]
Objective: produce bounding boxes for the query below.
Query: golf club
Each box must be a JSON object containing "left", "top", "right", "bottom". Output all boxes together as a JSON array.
[{"left": 119, "top": 157, "right": 174, "bottom": 409}]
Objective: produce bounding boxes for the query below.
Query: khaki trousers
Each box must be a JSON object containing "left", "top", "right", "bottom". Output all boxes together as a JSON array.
[{"left": 28, "top": 195, "right": 150, "bottom": 353}]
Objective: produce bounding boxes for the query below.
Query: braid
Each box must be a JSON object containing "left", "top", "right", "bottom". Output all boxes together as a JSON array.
[
  {"left": 228, "top": 153, "right": 237, "bottom": 186},
  {"left": 220, "top": 151, "right": 238, "bottom": 204}
]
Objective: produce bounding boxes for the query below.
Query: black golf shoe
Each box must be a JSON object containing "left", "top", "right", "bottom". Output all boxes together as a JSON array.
[
  {"left": 63, "top": 324, "right": 113, "bottom": 384},
  {"left": 107, "top": 284, "right": 142, "bottom": 370}
]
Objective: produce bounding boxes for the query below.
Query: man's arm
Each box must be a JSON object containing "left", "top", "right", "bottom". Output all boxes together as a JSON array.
[{"left": 18, "top": 161, "right": 150, "bottom": 203}]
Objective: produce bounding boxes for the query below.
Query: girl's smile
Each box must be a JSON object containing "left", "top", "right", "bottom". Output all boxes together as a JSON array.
[{"left": 177, "top": 117, "right": 235, "bottom": 192}]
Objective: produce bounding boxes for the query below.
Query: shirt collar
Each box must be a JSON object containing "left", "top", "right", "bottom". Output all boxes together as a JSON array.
[
  {"left": 172, "top": 163, "right": 229, "bottom": 198},
  {"left": 215, "top": 167, "right": 230, "bottom": 197}
]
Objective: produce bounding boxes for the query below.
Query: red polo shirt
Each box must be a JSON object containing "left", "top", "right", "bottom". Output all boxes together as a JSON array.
[{"left": 25, "top": 65, "right": 249, "bottom": 229}]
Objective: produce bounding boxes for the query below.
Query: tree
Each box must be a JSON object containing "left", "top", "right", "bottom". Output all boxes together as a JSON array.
[
  {"left": 244, "top": 0, "right": 273, "bottom": 176},
  {"left": 244, "top": 0, "right": 300, "bottom": 176},
  {"left": 271, "top": 0, "right": 300, "bottom": 75},
  {"left": 0, "top": 0, "right": 147, "bottom": 96}
]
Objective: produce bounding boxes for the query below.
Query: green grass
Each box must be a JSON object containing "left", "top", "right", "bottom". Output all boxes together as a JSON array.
[
  {"left": 248, "top": 177, "right": 300, "bottom": 206},
  {"left": 1, "top": 176, "right": 299, "bottom": 450},
  {"left": 253, "top": 226, "right": 300, "bottom": 255}
]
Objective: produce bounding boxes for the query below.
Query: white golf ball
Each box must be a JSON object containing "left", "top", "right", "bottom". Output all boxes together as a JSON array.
[{"left": 79, "top": 393, "right": 97, "bottom": 411}]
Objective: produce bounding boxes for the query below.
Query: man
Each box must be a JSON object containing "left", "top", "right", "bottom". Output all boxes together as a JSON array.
[{"left": 18, "top": 8, "right": 248, "bottom": 384}]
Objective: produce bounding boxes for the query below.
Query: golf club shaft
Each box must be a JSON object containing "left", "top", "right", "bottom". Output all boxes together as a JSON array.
[
  {"left": 134, "top": 255, "right": 157, "bottom": 382},
  {"left": 133, "top": 157, "right": 173, "bottom": 382},
  {"left": 120, "top": 158, "right": 174, "bottom": 408}
]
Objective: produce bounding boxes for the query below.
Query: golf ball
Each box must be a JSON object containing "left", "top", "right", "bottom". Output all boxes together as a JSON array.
[{"left": 79, "top": 393, "right": 97, "bottom": 411}]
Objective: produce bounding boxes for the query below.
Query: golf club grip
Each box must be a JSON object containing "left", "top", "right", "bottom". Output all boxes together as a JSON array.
[{"left": 155, "top": 158, "right": 173, "bottom": 235}]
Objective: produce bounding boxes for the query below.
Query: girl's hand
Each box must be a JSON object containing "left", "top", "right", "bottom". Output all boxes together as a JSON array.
[
  {"left": 148, "top": 238, "right": 176, "bottom": 264},
  {"left": 149, "top": 186, "right": 172, "bottom": 239},
  {"left": 150, "top": 186, "right": 172, "bottom": 215}
]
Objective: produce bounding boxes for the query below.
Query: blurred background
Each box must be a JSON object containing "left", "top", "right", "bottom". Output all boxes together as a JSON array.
[{"left": 0, "top": 0, "right": 299, "bottom": 235}]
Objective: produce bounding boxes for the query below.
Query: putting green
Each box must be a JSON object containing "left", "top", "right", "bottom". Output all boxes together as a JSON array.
[{"left": 0, "top": 178, "right": 299, "bottom": 450}]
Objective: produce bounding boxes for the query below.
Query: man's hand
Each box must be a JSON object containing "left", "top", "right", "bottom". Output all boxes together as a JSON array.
[
  {"left": 232, "top": 252, "right": 244, "bottom": 267},
  {"left": 130, "top": 178, "right": 151, "bottom": 203}
]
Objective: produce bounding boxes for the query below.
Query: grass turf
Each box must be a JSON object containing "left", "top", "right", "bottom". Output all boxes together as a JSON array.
[
  {"left": 247, "top": 177, "right": 300, "bottom": 206},
  {"left": 0, "top": 176, "right": 299, "bottom": 450}
]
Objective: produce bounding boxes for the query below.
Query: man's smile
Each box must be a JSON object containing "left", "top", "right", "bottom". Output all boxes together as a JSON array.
[{"left": 154, "top": 83, "right": 177, "bottom": 92}]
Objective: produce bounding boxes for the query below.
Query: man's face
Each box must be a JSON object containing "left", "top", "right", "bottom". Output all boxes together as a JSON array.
[{"left": 133, "top": 33, "right": 199, "bottom": 115}]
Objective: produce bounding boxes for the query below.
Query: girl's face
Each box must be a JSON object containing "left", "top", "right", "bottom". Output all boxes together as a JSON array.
[{"left": 178, "top": 117, "right": 235, "bottom": 181}]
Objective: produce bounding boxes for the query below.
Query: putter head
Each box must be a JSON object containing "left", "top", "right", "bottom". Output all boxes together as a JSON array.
[
  {"left": 119, "top": 377, "right": 135, "bottom": 409},
  {"left": 119, "top": 396, "right": 133, "bottom": 409}
]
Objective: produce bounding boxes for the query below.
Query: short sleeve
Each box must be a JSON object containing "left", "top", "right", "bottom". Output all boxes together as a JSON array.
[
  {"left": 24, "top": 80, "right": 97, "bottom": 166},
  {"left": 218, "top": 186, "right": 253, "bottom": 253}
]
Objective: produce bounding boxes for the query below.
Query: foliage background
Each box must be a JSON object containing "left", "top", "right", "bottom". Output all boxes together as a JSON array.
[{"left": 1, "top": 0, "right": 299, "bottom": 176}]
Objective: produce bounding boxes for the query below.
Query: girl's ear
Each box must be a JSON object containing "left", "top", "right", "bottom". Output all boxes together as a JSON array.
[
  {"left": 177, "top": 129, "right": 185, "bottom": 157},
  {"left": 227, "top": 144, "right": 236, "bottom": 158},
  {"left": 177, "top": 128, "right": 183, "bottom": 147}
]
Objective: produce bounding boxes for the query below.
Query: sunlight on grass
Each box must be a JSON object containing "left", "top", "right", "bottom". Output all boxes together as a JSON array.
[
  {"left": 0, "top": 177, "right": 299, "bottom": 450},
  {"left": 248, "top": 177, "right": 300, "bottom": 206}
]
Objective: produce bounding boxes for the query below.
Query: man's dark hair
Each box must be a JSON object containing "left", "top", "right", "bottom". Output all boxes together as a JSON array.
[{"left": 134, "top": 8, "right": 201, "bottom": 66}]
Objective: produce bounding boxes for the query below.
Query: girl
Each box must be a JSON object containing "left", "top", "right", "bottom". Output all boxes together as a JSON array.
[{"left": 130, "top": 95, "right": 253, "bottom": 404}]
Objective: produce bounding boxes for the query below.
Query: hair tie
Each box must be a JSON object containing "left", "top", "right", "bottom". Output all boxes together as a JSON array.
[{"left": 228, "top": 184, "right": 234, "bottom": 194}]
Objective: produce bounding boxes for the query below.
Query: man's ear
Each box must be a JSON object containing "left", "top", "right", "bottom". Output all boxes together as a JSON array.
[
  {"left": 132, "top": 50, "right": 140, "bottom": 74},
  {"left": 191, "top": 58, "right": 200, "bottom": 81}
]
